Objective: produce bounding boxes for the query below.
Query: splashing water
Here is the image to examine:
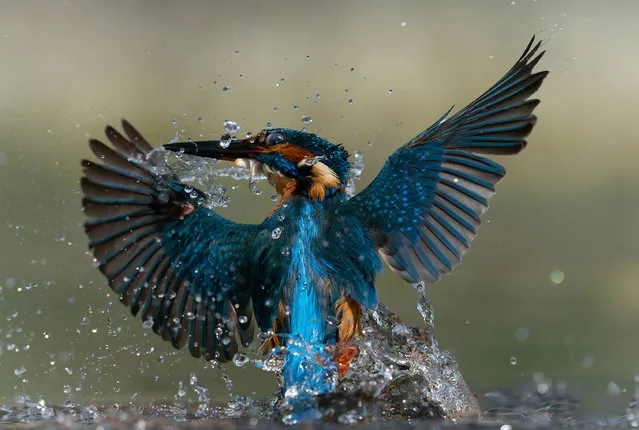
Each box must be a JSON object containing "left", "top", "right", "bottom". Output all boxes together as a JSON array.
[
  {"left": 0, "top": 268, "right": 635, "bottom": 428},
  {"left": 4, "top": 290, "right": 632, "bottom": 428},
  {"left": 345, "top": 150, "right": 364, "bottom": 198},
  {"left": 146, "top": 148, "right": 230, "bottom": 207}
]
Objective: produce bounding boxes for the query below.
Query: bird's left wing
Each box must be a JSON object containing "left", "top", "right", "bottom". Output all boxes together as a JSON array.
[
  {"left": 340, "top": 37, "right": 547, "bottom": 284},
  {"left": 81, "top": 120, "right": 267, "bottom": 361}
]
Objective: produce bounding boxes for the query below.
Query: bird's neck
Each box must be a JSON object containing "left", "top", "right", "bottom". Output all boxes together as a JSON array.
[{"left": 269, "top": 173, "right": 346, "bottom": 215}]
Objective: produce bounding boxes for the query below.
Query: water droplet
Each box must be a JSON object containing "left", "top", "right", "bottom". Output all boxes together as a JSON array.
[
  {"left": 348, "top": 99, "right": 354, "bottom": 104},
  {"left": 608, "top": 381, "right": 621, "bottom": 396},
  {"left": 249, "top": 178, "right": 262, "bottom": 196},
  {"left": 257, "top": 330, "right": 273, "bottom": 341},
  {"left": 233, "top": 352, "right": 250, "bottom": 367},
  {"left": 222, "top": 86, "right": 231, "bottom": 92},
  {"left": 220, "top": 134, "right": 232, "bottom": 149},
  {"left": 270, "top": 194, "right": 280, "bottom": 202},
  {"left": 509, "top": 356, "right": 517, "bottom": 365},
  {"left": 238, "top": 315, "right": 248, "bottom": 324},
  {"left": 301, "top": 115, "right": 312, "bottom": 124},
  {"left": 142, "top": 318, "right": 154, "bottom": 329},
  {"left": 14, "top": 366, "right": 26, "bottom": 376},
  {"left": 223, "top": 120, "right": 240, "bottom": 134},
  {"left": 193, "top": 388, "right": 210, "bottom": 411},
  {"left": 550, "top": 269, "right": 565, "bottom": 285},
  {"left": 582, "top": 355, "right": 594, "bottom": 368},
  {"left": 189, "top": 373, "right": 198, "bottom": 385},
  {"left": 536, "top": 382, "right": 549, "bottom": 395},
  {"left": 304, "top": 156, "right": 320, "bottom": 167},
  {"left": 388, "top": 89, "right": 394, "bottom": 94},
  {"left": 198, "top": 117, "right": 204, "bottom": 123},
  {"left": 281, "top": 246, "right": 291, "bottom": 256},
  {"left": 293, "top": 105, "right": 299, "bottom": 111},
  {"left": 177, "top": 381, "right": 186, "bottom": 398},
  {"left": 515, "top": 327, "right": 530, "bottom": 342},
  {"left": 63, "top": 385, "right": 72, "bottom": 394},
  {"left": 271, "top": 227, "right": 282, "bottom": 240},
  {"left": 305, "top": 55, "right": 310, "bottom": 60},
  {"left": 400, "top": 21, "right": 407, "bottom": 27}
]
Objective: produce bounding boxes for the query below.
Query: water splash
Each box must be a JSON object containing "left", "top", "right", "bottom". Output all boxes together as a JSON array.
[
  {"left": 345, "top": 150, "right": 364, "bottom": 198},
  {"left": 223, "top": 120, "right": 241, "bottom": 135},
  {"left": 243, "top": 285, "right": 478, "bottom": 424},
  {"left": 327, "top": 298, "right": 479, "bottom": 423}
]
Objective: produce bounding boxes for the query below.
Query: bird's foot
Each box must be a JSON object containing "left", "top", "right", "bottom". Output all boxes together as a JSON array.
[{"left": 334, "top": 341, "right": 359, "bottom": 378}]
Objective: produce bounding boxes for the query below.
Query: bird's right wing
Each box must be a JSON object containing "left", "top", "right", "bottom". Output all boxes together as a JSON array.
[
  {"left": 341, "top": 37, "right": 547, "bottom": 284},
  {"left": 81, "top": 121, "right": 278, "bottom": 361}
]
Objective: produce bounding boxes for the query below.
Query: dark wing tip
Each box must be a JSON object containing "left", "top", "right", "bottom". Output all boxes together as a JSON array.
[
  {"left": 121, "top": 119, "right": 154, "bottom": 153},
  {"left": 519, "top": 35, "right": 544, "bottom": 63}
]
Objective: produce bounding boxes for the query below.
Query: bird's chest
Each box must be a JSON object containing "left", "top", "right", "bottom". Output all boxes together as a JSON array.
[
  {"left": 253, "top": 197, "right": 380, "bottom": 324},
  {"left": 265, "top": 201, "right": 332, "bottom": 341},
  {"left": 278, "top": 202, "right": 329, "bottom": 294}
]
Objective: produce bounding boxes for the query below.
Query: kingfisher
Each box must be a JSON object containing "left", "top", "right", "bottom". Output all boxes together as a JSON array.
[{"left": 81, "top": 37, "right": 546, "bottom": 418}]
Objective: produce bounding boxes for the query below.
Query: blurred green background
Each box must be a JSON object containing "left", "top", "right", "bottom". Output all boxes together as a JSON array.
[{"left": 0, "top": 0, "right": 638, "bottom": 416}]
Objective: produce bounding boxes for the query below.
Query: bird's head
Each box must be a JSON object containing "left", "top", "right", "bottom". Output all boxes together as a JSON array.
[{"left": 164, "top": 128, "right": 350, "bottom": 201}]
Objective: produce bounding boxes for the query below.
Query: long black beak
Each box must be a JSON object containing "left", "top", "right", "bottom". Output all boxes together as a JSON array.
[{"left": 163, "top": 137, "right": 267, "bottom": 161}]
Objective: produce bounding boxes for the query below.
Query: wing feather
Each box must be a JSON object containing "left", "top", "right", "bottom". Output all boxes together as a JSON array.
[
  {"left": 344, "top": 37, "right": 547, "bottom": 283},
  {"left": 81, "top": 120, "right": 269, "bottom": 361}
]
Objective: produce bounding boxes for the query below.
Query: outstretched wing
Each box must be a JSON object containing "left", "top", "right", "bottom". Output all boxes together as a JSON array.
[
  {"left": 342, "top": 37, "right": 548, "bottom": 283},
  {"left": 81, "top": 120, "right": 262, "bottom": 361}
]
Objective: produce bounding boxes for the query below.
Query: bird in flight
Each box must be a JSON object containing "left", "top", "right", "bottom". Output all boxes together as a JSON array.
[{"left": 81, "top": 37, "right": 547, "bottom": 417}]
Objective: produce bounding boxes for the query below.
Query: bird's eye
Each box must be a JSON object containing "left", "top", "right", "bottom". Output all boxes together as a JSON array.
[{"left": 265, "top": 132, "right": 285, "bottom": 145}]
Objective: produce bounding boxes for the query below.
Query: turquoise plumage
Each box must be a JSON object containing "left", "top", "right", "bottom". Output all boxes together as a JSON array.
[{"left": 81, "top": 37, "right": 547, "bottom": 418}]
